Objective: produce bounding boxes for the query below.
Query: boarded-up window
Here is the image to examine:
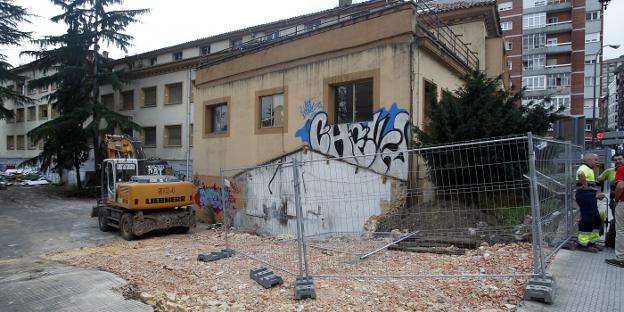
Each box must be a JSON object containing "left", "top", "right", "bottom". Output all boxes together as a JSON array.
[
  {"left": 27, "top": 106, "right": 36, "bottom": 121},
  {"left": 164, "top": 125, "right": 182, "bottom": 146},
  {"left": 16, "top": 135, "right": 25, "bottom": 150},
  {"left": 423, "top": 80, "right": 438, "bottom": 130},
  {"left": 101, "top": 94, "right": 114, "bottom": 110},
  {"left": 141, "top": 86, "right": 157, "bottom": 107},
  {"left": 121, "top": 91, "right": 134, "bottom": 110},
  {"left": 333, "top": 79, "right": 373, "bottom": 123},
  {"left": 165, "top": 82, "right": 183, "bottom": 105},
  {"left": 39, "top": 105, "right": 49, "bottom": 120},
  {"left": 141, "top": 127, "right": 156, "bottom": 147}
]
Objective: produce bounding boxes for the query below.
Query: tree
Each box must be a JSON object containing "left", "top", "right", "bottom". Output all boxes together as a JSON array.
[
  {"left": 414, "top": 71, "right": 562, "bottom": 218},
  {"left": 0, "top": 0, "right": 33, "bottom": 119},
  {"left": 23, "top": 0, "right": 148, "bottom": 188},
  {"left": 416, "top": 71, "right": 561, "bottom": 144}
]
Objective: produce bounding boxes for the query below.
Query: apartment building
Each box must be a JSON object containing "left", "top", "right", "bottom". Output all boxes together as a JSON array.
[
  {"left": 497, "top": 0, "right": 604, "bottom": 138},
  {"left": 600, "top": 54, "right": 624, "bottom": 128}
]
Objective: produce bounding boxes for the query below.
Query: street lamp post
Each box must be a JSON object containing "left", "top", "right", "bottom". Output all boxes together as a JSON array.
[{"left": 592, "top": 44, "right": 620, "bottom": 148}]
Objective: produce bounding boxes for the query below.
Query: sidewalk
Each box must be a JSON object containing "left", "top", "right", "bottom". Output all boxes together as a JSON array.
[{"left": 519, "top": 248, "right": 623, "bottom": 312}]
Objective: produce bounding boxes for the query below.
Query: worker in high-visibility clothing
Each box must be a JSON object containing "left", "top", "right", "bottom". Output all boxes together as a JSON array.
[
  {"left": 576, "top": 153, "right": 606, "bottom": 252},
  {"left": 598, "top": 153, "right": 624, "bottom": 248}
]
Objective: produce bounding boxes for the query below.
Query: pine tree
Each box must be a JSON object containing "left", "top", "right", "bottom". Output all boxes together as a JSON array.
[
  {"left": 0, "top": 0, "right": 33, "bottom": 119},
  {"left": 23, "top": 0, "right": 149, "bottom": 189}
]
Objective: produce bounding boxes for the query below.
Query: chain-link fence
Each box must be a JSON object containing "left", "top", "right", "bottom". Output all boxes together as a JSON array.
[{"left": 220, "top": 133, "right": 582, "bottom": 290}]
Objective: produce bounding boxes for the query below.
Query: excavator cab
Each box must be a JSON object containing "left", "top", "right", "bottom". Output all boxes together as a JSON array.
[{"left": 102, "top": 159, "right": 139, "bottom": 202}]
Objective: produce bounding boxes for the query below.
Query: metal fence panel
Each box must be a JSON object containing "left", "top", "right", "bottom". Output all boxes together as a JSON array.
[{"left": 220, "top": 134, "right": 581, "bottom": 281}]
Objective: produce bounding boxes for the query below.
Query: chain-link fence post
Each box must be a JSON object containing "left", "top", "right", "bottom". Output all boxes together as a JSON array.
[
  {"left": 527, "top": 133, "right": 547, "bottom": 277},
  {"left": 292, "top": 157, "right": 316, "bottom": 299}
]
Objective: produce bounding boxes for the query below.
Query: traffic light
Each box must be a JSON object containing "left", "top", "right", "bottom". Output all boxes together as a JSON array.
[{"left": 597, "top": 133, "right": 604, "bottom": 140}]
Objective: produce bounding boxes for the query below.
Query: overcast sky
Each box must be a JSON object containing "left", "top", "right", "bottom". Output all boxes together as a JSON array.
[{"left": 3, "top": 0, "right": 624, "bottom": 67}]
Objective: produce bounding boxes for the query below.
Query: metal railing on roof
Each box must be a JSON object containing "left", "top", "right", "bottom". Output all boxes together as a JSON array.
[
  {"left": 198, "top": 0, "right": 479, "bottom": 71},
  {"left": 413, "top": 0, "right": 480, "bottom": 70}
]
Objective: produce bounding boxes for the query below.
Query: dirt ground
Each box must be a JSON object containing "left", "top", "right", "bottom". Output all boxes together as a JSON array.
[{"left": 50, "top": 229, "right": 532, "bottom": 312}]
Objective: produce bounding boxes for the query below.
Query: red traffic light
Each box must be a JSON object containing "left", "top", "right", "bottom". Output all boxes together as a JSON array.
[{"left": 597, "top": 133, "right": 604, "bottom": 139}]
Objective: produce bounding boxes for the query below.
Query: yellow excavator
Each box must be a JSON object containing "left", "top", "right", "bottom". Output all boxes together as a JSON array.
[{"left": 93, "top": 135, "right": 195, "bottom": 240}]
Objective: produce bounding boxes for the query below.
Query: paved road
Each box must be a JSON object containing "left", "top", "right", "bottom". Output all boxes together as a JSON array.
[
  {"left": 0, "top": 186, "right": 152, "bottom": 312},
  {"left": 519, "top": 248, "right": 624, "bottom": 312}
]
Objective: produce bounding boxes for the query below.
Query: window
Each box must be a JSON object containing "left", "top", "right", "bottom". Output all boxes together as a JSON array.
[
  {"left": 200, "top": 46, "right": 210, "bottom": 55},
  {"left": 259, "top": 93, "right": 285, "bottom": 128},
  {"left": 141, "top": 86, "right": 157, "bottom": 107},
  {"left": 586, "top": 11, "right": 600, "bottom": 21},
  {"left": 120, "top": 90, "right": 134, "bottom": 110},
  {"left": 523, "top": 54, "right": 545, "bottom": 70},
  {"left": 547, "top": 73, "right": 570, "bottom": 88},
  {"left": 141, "top": 127, "right": 156, "bottom": 147},
  {"left": 505, "top": 41, "right": 513, "bottom": 51},
  {"left": 27, "top": 106, "right": 36, "bottom": 121},
  {"left": 546, "top": 38, "right": 558, "bottom": 46},
  {"left": 547, "top": 17, "right": 559, "bottom": 24},
  {"left": 266, "top": 31, "right": 279, "bottom": 41},
  {"left": 101, "top": 94, "right": 114, "bottom": 110},
  {"left": 28, "top": 84, "right": 36, "bottom": 95},
  {"left": 164, "top": 82, "right": 183, "bottom": 105},
  {"left": 149, "top": 57, "right": 157, "bottom": 66},
  {"left": 231, "top": 38, "right": 242, "bottom": 47},
  {"left": 305, "top": 20, "right": 321, "bottom": 31},
  {"left": 522, "top": 76, "right": 546, "bottom": 90},
  {"left": 16, "top": 82, "right": 24, "bottom": 95},
  {"left": 205, "top": 102, "right": 228, "bottom": 134},
  {"left": 586, "top": 33, "right": 600, "bottom": 43},
  {"left": 585, "top": 55, "right": 598, "bottom": 64},
  {"left": 173, "top": 51, "right": 183, "bottom": 61},
  {"left": 16, "top": 108, "right": 25, "bottom": 122},
  {"left": 189, "top": 124, "right": 193, "bottom": 147},
  {"left": 523, "top": 13, "right": 546, "bottom": 29},
  {"left": 164, "top": 125, "right": 182, "bottom": 146},
  {"left": 28, "top": 136, "right": 36, "bottom": 150},
  {"left": 508, "top": 60, "right": 513, "bottom": 71},
  {"left": 333, "top": 79, "right": 373, "bottom": 123},
  {"left": 190, "top": 80, "right": 195, "bottom": 103},
  {"left": 498, "top": 2, "right": 512, "bottom": 11},
  {"left": 523, "top": 33, "right": 546, "bottom": 49},
  {"left": 546, "top": 58, "right": 557, "bottom": 66},
  {"left": 6, "top": 136, "right": 14, "bottom": 150},
  {"left": 39, "top": 105, "right": 48, "bottom": 120},
  {"left": 16, "top": 135, "right": 25, "bottom": 150},
  {"left": 551, "top": 96, "right": 570, "bottom": 110},
  {"left": 585, "top": 76, "right": 596, "bottom": 87},
  {"left": 585, "top": 122, "right": 592, "bottom": 131},
  {"left": 501, "top": 21, "right": 513, "bottom": 31},
  {"left": 423, "top": 80, "right": 438, "bottom": 129}
]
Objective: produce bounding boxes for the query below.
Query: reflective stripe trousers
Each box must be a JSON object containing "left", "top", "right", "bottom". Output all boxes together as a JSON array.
[{"left": 576, "top": 189, "right": 601, "bottom": 246}]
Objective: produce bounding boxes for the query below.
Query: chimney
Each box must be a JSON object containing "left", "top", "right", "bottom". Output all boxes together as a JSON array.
[
  {"left": 339, "top": 0, "right": 352, "bottom": 7},
  {"left": 102, "top": 51, "right": 109, "bottom": 58}
]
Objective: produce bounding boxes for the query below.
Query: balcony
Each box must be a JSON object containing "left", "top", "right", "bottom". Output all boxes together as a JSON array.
[
  {"left": 523, "top": 42, "right": 572, "bottom": 55},
  {"left": 523, "top": 0, "right": 572, "bottom": 14},
  {"left": 523, "top": 64, "right": 571, "bottom": 76},
  {"left": 523, "top": 21, "right": 572, "bottom": 35},
  {"left": 524, "top": 86, "right": 571, "bottom": 97}
]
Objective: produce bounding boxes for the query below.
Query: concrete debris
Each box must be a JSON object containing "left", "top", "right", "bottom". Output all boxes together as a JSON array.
[{"left": 1, "top": 168, "right": 50, "bottom": 187}]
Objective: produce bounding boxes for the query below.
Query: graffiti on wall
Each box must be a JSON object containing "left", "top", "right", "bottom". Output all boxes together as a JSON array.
[
  {"left": 299, "top": 99, "right": 324, "bottom": 119},
  {"left": 194, "top": 183, "right": 236, "bottom": 213},
  {"left": 295, "top": 103, "right": 409, "bottom": 179}
]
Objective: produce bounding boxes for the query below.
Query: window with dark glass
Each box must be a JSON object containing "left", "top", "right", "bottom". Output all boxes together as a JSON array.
[
  {"left": 210, "top": 104, "right": 228, "bottom": 133},
  {"left": 142, "top": 86, "right": 157, "bottom": 107},
  {"left": 333, "top": 79, "right": 373, "bottom": 123},
  {"left": 142, "top": 127, "right": 156, "bottom": 147}
]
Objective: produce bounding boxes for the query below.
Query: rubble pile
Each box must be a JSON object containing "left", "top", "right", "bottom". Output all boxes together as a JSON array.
[
  {"left": 0, "top": 168, "right": 49, "bottom": 188},
  {"left": 50, "top": 230, "right": 531, "bottom": 311}
]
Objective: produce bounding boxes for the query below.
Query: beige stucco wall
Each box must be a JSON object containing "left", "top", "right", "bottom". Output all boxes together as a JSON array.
[
  {"left": 193, "top": 43, "right": 414, "bottom": 177},
  {"left": 412, "top": 47, "right": 465, "bottom": 128},
  {"left": 448, "top": 20, "right": 487, "bottom": 72}
]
